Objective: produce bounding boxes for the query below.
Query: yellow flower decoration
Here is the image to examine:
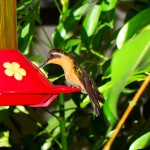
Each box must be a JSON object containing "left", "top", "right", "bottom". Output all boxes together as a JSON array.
[{"left": 3, "top": 62, "right": 26, "bottom": 81}]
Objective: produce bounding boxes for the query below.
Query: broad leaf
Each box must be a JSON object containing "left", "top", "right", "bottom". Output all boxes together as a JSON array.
[
  {"left": 18, "top": 21, "right": 35, "bottom": 54},
  {"left": 129, "top": 132, "right": 150, "bottom": 150},
  {"left": 117, "top": 8, "right": 150, "bottom": 49},
  {"left": 81, "top": 2, "right": 102, "bottom": 49},
  {"left": 17, "top": 0, "right": 41, "bottom": 54},
  {"left": 0, "top": 131, "right": 10, "bottom": 147},
  {"left": 104, "top": 30, "right": 150, "bottom": 125},
  {"left": 101, "top": 0, "right": 117, "bottom": 11},
  {"left": 52, "top": 0, "right": 89, "bottom": 48}
]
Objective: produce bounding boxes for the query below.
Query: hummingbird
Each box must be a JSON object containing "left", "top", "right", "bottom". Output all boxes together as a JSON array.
[{"left": 41, "top": 49, "right": 104, "bottom": 116}]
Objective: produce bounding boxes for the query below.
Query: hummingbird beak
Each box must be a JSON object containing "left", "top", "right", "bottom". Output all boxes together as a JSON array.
[{"left": 40, "top": 59, "right": 48, "bottom": 68}]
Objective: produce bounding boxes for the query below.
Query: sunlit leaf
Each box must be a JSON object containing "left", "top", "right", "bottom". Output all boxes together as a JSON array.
[
  {"left": 129, "top": 132, "right": 150, "bottom": 150},
  {"left": 41, "top": 126, "right": 61, "bottom": 150},
  {"left": 47, "top": 116, "right": 59, "bottom": 134},
  {"left": 117, "top": 8, "right": 150, "bottom": 49},
  {"left": 126, "top": 74, "right": 147, "bottom": 85},
  {"left": 101, "top": 0, "right": 117, "bottom": 11},
  {"left": 14, "top": 106, "right": 29, "bottom": 114},
  {"left": 18, "top": 21, "right": 35, "bottom": 55},
  {"left": 99, "top": 82, "right": 112, "bottom": 98},
  {"left": 122, "top": 88, "right": 136, "bottom": 94},
  {"left": 49, "top": 74, "right": 64, "bottom": 82},
  {"left": 53, "top": 0, "right": 89, "bottom": 47},
  {"left": 61, "top": 38, "right": 81, "bottom": 54},
  {"left": 101, "top": 0, "right": 117, "bottom": 29},
  {"left": 81, "top": 2, "right": 102, "bottom": 49},
  {"left": 17, "top": 0, "right": 40, "bottom": 54},
  {"left": 80, "top": 95, "right": 90, "bottom": 108},
  {"left": 0, "top": 131, "right": 11, "bottom": 147},
  {"left": 104, "top": 30, "right": 150, "bottom": 125}
]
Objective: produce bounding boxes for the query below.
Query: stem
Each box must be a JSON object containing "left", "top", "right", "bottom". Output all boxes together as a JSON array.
[
  {"left": 90, "top": 49, "right": 108, "bottom": 61},
  {"left": 31, "top": 41, "right": 45, "bottom": 61},
  {"left": 103, "top": 74, "right": 150, "bottom": 150},
  {"left": 17, "top": 107, "right": 62, "bottom": 148},
  {"left": 58, "top": 94, "right": 68, "bottom": 150},
  {"left": 54, "top": 0, "right": 62, "bottom": 14},
  {"left": 33, "top": 35, "right": 52, "bottom": 49},
  {"left": 40, "top": 26, "right": 54, "bottom": 49},
  {"left": 60, "top": 0, "right": 69, "bottom": 22}
]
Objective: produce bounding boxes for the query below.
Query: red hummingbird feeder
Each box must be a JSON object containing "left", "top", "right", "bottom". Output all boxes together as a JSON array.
[{"left": 0, "top": 1, "right": 80, "bottom": 107}]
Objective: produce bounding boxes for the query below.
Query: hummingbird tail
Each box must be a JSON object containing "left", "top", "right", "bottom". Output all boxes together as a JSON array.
[
  {"left": 98, "top": 96, "right": 104, "bottom": 103},
  {"left": 91, "top": 101, "right": 101, "bottom": 117}
]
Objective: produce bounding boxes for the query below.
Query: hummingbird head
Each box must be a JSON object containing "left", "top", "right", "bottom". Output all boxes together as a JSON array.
[
  {"left": 41, "top": 49, "right": 74, "bottom": 68},
  {"left": 47, "top": 49, "right": 66, "bottom": 60}
]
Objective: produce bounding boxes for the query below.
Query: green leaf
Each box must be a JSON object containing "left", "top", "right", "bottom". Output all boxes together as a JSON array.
[
  {"left": 80, "top": 95, "right": 90, "bottom": 108},
  {"left": 129, "top": 132, "right": 150, "bottom": 150},
  {"left": 29, "top": 55, "right": 45, "bottom": 63},
  {"left": 49, "top": 74, "right": 64, "bottom": 82},
  {"left": 17, "top": 0, "right": 40, "bottom": 54},
  {"left": 100, "top": 0, "right": 117, "bottom": 29},
  {"left": 40, "top": 99, "right": 76, "bottom": 149},
  {"left": 99, "top": 81, "right": 112, "bottom": 98},
  {"left": 117, "top": 8, "right": 150, "bottom": 49},
  {"left": 17, "top": 0, "right": 32, "bottom": 13},
  {"left": 81, "top": 2, "right": 102, "bottom": 49},
  {"left": 0, "top": 131, "right": 11, "bottom": 147},
  {"left": 53, "top": 0, "right": 89, "bottom": 48},
  {"left": 104, "top": 30, "right": 150, "bottom": 125},
  {"left": 41, "top": 126, "right": 61, "bottom": 150},
  {"left": 122, "top": 88, "right": 136, "bottom": 94},
  {"left": 61, "top": 38, "right": 81, "bottom": 54},
  {"left": 17, "top": 0, "right": 41, "bottom": 23},
  {"left": 14, "top": 106, "right": 29, "bottom": 114},
  {"left": 101, "top": 0, "right": 117, "bottom": 11},
  {"left": 126, "top": 74, "right": 147, "bottom": 85},
  {"left": 18, "top": 21, "right": 35, "bottom": 55},
  {"left": 91, "top": 26, "right": 106, "bottom": 51},
  {"left": 47, "top": 116, "right": 59, "bottom": 134}
]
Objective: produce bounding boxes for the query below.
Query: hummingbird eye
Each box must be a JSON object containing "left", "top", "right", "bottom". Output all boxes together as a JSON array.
[{"left": 49, "top": 54, "right": 54, "bottom": 59}]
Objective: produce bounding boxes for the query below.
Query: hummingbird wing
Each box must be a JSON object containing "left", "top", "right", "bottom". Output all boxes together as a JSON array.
[{"left": 74, "top": 64, "right": 104, "bottom": 116}]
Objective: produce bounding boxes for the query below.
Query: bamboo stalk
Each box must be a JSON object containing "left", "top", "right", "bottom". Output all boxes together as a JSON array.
[
  {"left": 103, "top": 74, "right": 150, "bottom": 150},
  {"left": 0, "top": 0, "right": 17, "bottom": 49}
]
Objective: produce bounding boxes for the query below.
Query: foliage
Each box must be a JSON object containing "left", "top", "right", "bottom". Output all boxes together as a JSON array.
[{"left": 0, "top": 0, "right": 150, "bottom": 149}]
